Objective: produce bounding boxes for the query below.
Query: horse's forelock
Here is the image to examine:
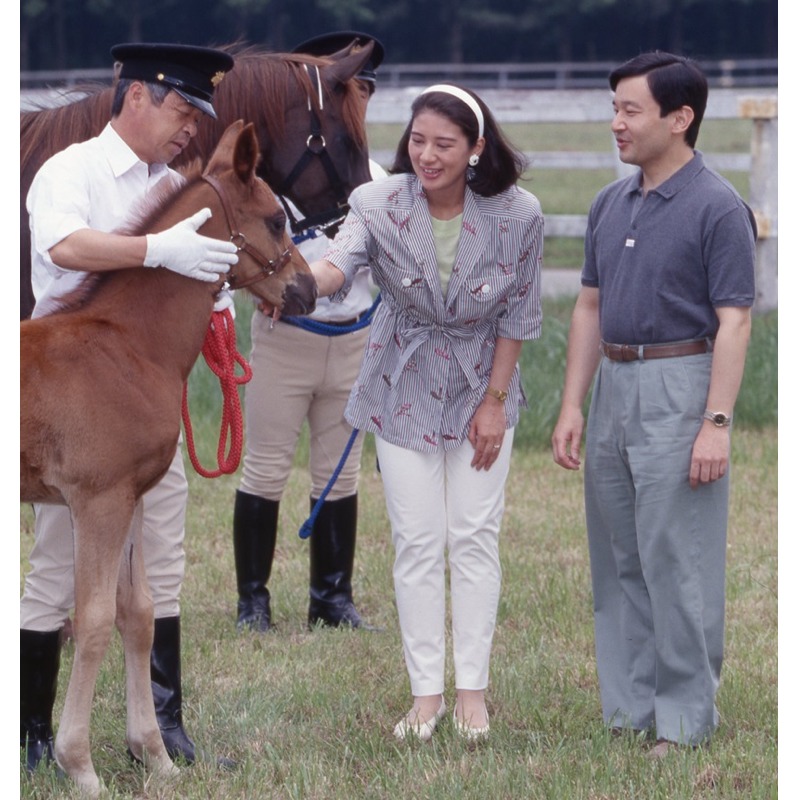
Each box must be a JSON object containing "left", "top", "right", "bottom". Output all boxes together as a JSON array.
[
  {"left": 285, "top": 53, "right": 369, "bottom": 149},
  {"left": 209, "top": 50, "right": 366, "bottom": 150}
]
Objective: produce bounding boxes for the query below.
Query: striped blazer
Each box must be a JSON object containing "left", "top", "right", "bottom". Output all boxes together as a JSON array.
[{"left": 325, "top": 173, "right": 543, "bottom": 452}]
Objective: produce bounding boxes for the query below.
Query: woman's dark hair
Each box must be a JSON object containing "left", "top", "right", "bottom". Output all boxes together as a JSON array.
[
  {"left": 111, "top": 79, "right": 171, "bottom": 117},
  {"left": 609, "top": 52, "right": 708, "bottom": 148},
  {"left": 390, "top": 84, "right": 527, "bottom": 197}
]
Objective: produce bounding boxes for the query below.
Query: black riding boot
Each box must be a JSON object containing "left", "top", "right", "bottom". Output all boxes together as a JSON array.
[
  {"left": 233, "top": 490, "right": 279, "bottom": 631},
  {"left": 308, "top": 494, "right": 372, "bottom": 629},
  {"left": 20, "top": 629, "right": 61, "bottom": 772},
  {"left": 151, "top": 616, "right": 197, "bottom": 764},
  {"left": 149, "top": 616, "right": 235, "bottom": 770}
]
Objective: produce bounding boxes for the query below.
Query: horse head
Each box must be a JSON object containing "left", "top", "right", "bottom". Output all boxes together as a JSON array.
[
  {"left": 215, "top": 44, "right": 377, "bottom": 238},
  {"left": 200, "top": 120, "right": 317, "bottom": 316},
  {"left": 19, "top": 45, "right": 367, "bottom": 320}
]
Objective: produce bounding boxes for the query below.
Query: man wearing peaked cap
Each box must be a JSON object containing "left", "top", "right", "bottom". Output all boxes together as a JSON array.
[
  {"left": 111, "top": 42, "right": 234, "bottom": 119},
  {"left": 292, "top": 31, "right": 384, "bottom": 90},
  {"left": 21, "top": 42, "right": 237, "bottom": 774}
]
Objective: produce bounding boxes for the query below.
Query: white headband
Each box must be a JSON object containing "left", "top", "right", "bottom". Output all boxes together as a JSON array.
[{"left": 419, "top": 84, "right": 484, "bottom": 139}]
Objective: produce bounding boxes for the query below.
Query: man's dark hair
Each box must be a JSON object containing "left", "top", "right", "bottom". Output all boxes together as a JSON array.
[
  {"left": 609, "top": 52, "right": 708, "bottom": 148},
  {"left": 110, "top": 79, "right": 171, "bottom": 118}
]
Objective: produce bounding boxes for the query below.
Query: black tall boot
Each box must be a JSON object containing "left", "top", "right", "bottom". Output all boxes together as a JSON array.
[
  {"left": 20, "top": 629, "right": 61, "bottom": 772},
  {"left": 308, "top": 494, "right": 373, "bottom": 629},
  {"left": 151, "top": 615, "right": 197, "bottom": 764},
  {"left": 149, "top": 616, "right": 235, "bottom": 770},
  {"left": 233, "top": 490, "right": 279, "bottom": 632}
]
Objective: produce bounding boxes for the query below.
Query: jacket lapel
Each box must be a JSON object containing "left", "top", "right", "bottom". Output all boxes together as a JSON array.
[
  {"left": 445, "top": 188, "right": 491, "bottom": 303},
  {"left": 400, "top": 184, "right": 446, "bottom": 310}
]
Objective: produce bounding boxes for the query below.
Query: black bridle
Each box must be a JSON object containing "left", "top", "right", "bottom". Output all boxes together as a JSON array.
[{"left": 276, "top": 65, "right": 354, "bottom": 240}]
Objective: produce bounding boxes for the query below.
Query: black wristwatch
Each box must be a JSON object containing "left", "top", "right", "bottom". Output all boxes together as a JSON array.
[{"left": 703, "top": 410, "right": 732, "bottom": 427}]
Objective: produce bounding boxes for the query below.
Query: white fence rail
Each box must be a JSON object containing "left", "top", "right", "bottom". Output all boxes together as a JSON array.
[
  {"left": 20, "top": 58, "right": 778, "bottom": 91},
  {"left": 20, "top": 84, "right": 778, "bottom": 311},
  {"left": 368, "top": 88, "right": 777, "bottom": 312}
]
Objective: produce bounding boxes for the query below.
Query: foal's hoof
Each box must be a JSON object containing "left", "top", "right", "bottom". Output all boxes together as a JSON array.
[
  {"left": 127, "top": 744, "right": 181, "bottom": 779},
  {"left": 71, "top": 771, "right": 103, "bottom": 799}
]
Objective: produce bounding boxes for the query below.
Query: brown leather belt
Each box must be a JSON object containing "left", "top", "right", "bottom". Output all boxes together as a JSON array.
[{"left": 600, "top": 338, "right": 715, "bottom": 362}]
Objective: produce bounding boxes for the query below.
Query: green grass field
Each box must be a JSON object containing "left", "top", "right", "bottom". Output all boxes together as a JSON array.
[
  {"left": 20, "top": 430, "right": 778, "bottom": 799},
  {"left": 20, "top": 116, "right": 776, "bottom": 798},
  {"left": 21, "top": 291, "right": 777, "bottom": 798}
]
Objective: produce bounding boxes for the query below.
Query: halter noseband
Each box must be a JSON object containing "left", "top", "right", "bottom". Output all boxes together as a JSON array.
[
  {"left": 276, "top": 64, "right": 354, "bottom": 239},
  {"left": 202, "top": 173, "right": 293, "bottom": 291}
]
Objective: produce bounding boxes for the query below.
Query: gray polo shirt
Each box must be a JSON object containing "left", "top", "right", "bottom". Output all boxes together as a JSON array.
[{"left": 582, "top": 151, "right": 756, "bottom": 345}]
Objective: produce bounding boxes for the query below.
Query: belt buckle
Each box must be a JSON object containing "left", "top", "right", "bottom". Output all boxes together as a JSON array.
[{"left": 621, "top": 344, "right": 639, "bottom": 362}]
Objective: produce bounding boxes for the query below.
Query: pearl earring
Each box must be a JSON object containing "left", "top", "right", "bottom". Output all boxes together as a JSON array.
[{"left": 468, "top": 154, "right": 480, "bottom": 167}]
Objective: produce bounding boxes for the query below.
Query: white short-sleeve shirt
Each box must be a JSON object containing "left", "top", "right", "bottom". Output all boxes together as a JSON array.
[{"left": 27, "top": 122, "right": 176, "bottom": 318}]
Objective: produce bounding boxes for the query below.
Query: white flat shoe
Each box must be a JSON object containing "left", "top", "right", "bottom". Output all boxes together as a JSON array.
[
  {"left": 393, "top": 699, "right": 447, "bottom": 742},
  {"left": 453, "top": 709, "right": 490, "bottom": 741}
]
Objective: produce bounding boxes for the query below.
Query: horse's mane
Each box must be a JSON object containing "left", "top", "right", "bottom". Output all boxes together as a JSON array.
[
  {"left": 48, "top": 167, "right": 205, "bottom": 316},
  {"left": 21, "top": 45, "right": 368, "bottom": 183},
  {"left": 21, "top": 85, "right": 112, "bottom": 181},
  {"left": 191, "top": 46, "right": 368, "bottom": 156}
]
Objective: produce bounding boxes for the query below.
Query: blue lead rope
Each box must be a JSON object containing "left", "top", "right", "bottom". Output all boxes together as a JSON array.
[
  {"left": 289, "top": 296, "right": 380, "bottom": 538},
  {"left": 283, "top": 254, "right": 381, "bottom": 536},
  {"left": 298, "top": 426, "right": 361, "bottom": 539}
]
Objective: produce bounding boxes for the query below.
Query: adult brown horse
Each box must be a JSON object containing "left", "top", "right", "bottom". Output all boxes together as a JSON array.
[
  {"left": 20, "top": 120, "right": 315, "bottom": 796},
  {"left": 20, "top": 40, "right": 374, "bottom": 319}
]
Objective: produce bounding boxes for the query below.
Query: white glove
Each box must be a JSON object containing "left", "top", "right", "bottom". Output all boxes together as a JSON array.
[
  {"left": 213, "top": 287, "right": 236, "bottom": 314},
  {"left": 144, "top": 208, "right": 238, "bottom": 283}
]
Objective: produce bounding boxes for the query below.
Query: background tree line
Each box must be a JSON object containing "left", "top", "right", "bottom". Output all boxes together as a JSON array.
[{"left": 21, "top": 0, "right": 777, "bottom": 72}]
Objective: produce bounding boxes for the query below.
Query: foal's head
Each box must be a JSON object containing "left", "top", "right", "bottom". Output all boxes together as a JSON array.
[{"left": 186, "top": 120, "right": 317, "bottom": 316}]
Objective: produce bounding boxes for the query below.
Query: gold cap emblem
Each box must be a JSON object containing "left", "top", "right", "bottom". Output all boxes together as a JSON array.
[{"left": 211, "top": 71, "right": 226, "bottom": 88}]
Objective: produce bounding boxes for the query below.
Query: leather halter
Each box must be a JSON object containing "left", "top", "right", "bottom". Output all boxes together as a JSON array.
[
  {"left": 202, "top": 173, "right": 293, "bottom": 291},
  {"left": 276, "top": 65, "right": 353, "bottom": 239}
]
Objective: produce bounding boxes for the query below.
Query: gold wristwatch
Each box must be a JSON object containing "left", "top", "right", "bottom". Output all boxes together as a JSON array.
[{"left": 486, "top": 387, "right": 508, "bottom": 402}]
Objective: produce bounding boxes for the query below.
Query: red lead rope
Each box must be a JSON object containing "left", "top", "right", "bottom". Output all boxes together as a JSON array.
[{"left": 182, "top": 308, "right": 253, "bottom": 478}]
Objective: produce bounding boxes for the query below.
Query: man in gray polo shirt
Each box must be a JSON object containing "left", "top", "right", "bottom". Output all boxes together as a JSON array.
[{"left": 551, "top": 52, "right": 756, "bottom": 755}]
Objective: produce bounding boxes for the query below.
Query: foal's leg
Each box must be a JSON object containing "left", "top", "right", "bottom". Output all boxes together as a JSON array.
[
  {"left": 115, "top": 501, "right": 177, "bottom": 778},
  {"left": 54, "top": 493, "right": 134, "bottom": 797}
]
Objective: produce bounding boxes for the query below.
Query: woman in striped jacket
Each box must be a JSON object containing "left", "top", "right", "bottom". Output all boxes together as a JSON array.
[{"left": 311, "top": 84, "right": 543, "bottom": 741}]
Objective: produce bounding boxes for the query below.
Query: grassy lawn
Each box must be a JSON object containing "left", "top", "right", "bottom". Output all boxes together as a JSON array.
[
  {"left": 20, "top": 429, "right": 777, "bottom": 799},
  {"left": 20, "top": 292, "right": 777, "bottom": 799}
]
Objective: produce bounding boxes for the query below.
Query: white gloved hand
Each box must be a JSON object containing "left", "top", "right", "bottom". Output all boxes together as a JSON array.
[
  {"left": 144, "top": 208, "right": 238, "bottom": 283},
  {"left": 213, "top": 287, "right": 236, "bottom": 314}
]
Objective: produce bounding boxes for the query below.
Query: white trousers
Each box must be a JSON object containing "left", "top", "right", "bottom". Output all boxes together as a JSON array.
[
  {"left": 20, "top": 447, "right": 188, "bottom": 631},
  {"left": 375, "top": 432, "right": 514, "bottom": 696}
]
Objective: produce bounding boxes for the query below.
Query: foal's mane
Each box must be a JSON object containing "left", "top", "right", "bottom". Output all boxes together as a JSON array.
[{"left": 50, "top": 167, "right": 205, "bottom": 316}]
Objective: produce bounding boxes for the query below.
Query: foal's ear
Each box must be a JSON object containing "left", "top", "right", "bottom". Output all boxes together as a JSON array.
[
  {"left": 204, "top": 119, "right": 246, "bottom": 177},
  {"left": 233, "top": 123, "right": 260, "bottom": 183}
]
